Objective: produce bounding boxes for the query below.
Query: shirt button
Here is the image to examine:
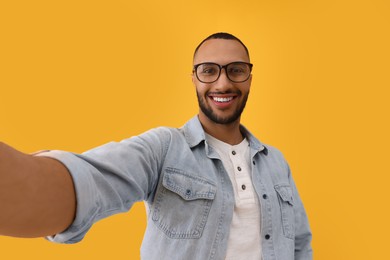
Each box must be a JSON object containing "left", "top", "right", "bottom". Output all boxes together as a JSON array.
[
  {"left": 232, "top": 151, "right": 236, "bottom": 155},
  {"left": 242, "top": 184, "right": 246, "bottom": 190},
  {"left": 265, "top": 234, "right": 271, "bottom": 240},
  {"left": 237, "top": 166, "right": 242, "bottom": 171},
  {"left": 263, "top": 194, "right": 268, "bottom": 199}
]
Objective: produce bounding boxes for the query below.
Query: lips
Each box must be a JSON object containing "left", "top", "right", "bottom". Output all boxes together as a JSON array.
[
  {"left": 212, "top": 96, "right": 234, "bottom": 103},
  {"left": 207, "top": 93, "right": 238, "bottom": 108}
]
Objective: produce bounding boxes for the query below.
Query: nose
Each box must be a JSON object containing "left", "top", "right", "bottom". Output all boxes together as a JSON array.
[{"left": 214, "top": 68, "right": 233, "bottom": 91}]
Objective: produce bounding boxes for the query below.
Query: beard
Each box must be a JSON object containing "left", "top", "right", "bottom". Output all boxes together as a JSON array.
[{"left": 197, "top": 90, "right": 249, "bottom": 125}]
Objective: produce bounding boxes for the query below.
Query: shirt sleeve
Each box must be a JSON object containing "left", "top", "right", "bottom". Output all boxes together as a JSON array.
[{"left": 35, "top": 127, "right": 170, "bottom": 244}]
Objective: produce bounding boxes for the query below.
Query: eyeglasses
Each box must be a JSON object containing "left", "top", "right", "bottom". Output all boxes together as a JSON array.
[{"left": 193, "top": 62, "right": 253, "bottom": 83}]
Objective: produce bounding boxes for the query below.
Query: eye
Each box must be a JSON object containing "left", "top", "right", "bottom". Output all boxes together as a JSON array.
[
  {"left": 200, "top": 66, "right": 217, "bottom": 75},
  {"left": 228, "top": 66, "right": 245, "bottom": 74},
  {"left": 228, "top": 63, "right": 249, "bottom": 75}
]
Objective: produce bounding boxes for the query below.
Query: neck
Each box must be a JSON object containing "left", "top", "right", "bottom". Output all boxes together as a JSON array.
[{"left": 198, "top": 113, "right": 244, "bottom": 145}]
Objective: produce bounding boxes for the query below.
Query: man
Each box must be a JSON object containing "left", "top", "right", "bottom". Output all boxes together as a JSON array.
[{"left": 0, "top": 32, "right": 312, "bottom": 259}]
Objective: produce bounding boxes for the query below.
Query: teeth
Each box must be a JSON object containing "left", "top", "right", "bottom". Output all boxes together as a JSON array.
[{"left": 213, "top": 97, "right": 233, "bottom": 102}]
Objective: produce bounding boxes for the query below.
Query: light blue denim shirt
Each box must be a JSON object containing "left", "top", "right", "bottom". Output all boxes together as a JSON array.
[{"left": 38, "top": 116, "right": 312, "bottom": 260}]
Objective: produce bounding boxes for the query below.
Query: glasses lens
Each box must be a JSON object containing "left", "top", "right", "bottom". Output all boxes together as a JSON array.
[
  {"left": 226, "top": 62, "right": 251, "bottom": 82},
  {"left": 196, "top": 63, "right": 220, "bottom": 83}
]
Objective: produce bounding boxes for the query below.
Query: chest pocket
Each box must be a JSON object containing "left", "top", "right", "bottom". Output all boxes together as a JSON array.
[
  {"left": 275, "top": 184, "right": 295, "bottom": 239},
  {"left": 152, "top": 167, "right": 217, "bottom": 239}
]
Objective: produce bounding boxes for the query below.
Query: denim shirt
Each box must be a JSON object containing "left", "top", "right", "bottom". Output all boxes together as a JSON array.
[{"left": 38, "top": 116, "right": 312, "bottom": 260}]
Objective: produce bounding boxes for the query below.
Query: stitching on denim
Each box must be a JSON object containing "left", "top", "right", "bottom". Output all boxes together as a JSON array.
[
  {"left": 275, "top": 185, "right": 295, "bottom": 239},
  {"left": 209, "top": 162, "right": 227, "bottom": 260},
  {"left": 163, "top": 168, "right": 216, "bottom": 201},
  {"left": 152, "top": 171, "right": 216, "bottom": 239}
]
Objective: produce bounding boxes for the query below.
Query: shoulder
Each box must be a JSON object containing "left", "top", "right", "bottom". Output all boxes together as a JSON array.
[
  {"left": 257, "top": 142, "right": 291, "bottom": 175},
  {"left": 138, "top": 126, "right": 182, "bottom": 139},
  {"left": 263, "top": 144, "right": 286, "bottom": 161},
  {"left": 133, "top": 126, "right": 187, "bottom": 147}
]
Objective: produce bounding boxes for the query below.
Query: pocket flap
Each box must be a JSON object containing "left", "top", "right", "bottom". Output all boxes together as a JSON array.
[
  {"left": 163, "top": 168, "right": 216, "bottom": 201},
  {"left": 275, "top": 184, "right": 294, "bottom": 206}
]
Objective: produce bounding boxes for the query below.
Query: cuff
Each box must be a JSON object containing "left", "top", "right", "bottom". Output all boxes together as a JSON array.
[{"left": 34, "top": 150, "right": 99, "bottom": 244}]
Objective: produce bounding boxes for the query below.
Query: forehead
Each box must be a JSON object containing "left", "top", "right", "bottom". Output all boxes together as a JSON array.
[{"left": 194, "top": 39, "right": 249, "bottom": 65}]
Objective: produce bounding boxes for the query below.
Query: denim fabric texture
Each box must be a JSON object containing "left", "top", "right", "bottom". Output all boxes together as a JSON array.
[{"left": 37, "top": 116, "right": 312, "bottom": 260}]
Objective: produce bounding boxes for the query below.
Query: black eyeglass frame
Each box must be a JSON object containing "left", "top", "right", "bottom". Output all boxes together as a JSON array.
[{"left": 193, "top": 61, "right": 253, "bottom": 83}]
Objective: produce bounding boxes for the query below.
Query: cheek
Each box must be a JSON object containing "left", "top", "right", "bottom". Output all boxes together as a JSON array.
[
  {"left": 196, "top": 88, "right": 207, "bottom": 99},
  {"left": 241, "top": 82, "right": 251, "bottom": 93},
  {"left": 195, "top": 83, "right": 209, "bottom": 96}
]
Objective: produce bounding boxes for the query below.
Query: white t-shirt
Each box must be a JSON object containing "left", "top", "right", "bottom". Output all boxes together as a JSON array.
[{"left": 206, "top": 134, "right": 262, "bottom": 260}]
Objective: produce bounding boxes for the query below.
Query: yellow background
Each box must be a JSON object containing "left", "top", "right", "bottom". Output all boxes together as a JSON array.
[{"left": 1, "top": 0, "right": 389, "bottom": 259}]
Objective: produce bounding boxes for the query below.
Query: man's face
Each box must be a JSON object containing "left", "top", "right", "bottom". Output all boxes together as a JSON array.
[{"left": 192, "top": 39, "right": 252, "bottom": 125}]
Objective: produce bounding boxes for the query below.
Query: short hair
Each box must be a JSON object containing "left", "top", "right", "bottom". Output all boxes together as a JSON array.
[{"left": 193, "top": 32, "right": 250, "bottom": 61}]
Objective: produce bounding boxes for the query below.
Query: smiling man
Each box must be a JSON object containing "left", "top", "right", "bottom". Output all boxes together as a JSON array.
[
  {"left": 0, "top": 33, "right": 312, "bottom": 260},
  {"left": 193, "top": 35, "right": 252, "bottom": 143}
]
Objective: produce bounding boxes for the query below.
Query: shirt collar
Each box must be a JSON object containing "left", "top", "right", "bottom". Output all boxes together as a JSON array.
[{"left": 182, "top": 115, "right": 268, "bottom": 155}]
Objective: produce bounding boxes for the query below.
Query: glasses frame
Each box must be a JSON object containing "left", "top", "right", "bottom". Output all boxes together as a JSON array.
[{"left": 193, "top": 61, "right": 253, "bottom": 83}]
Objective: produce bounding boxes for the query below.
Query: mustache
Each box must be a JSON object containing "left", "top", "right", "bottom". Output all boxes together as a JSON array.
[{"left": 206, "top": 90, "right": 242, "bottom": 95}]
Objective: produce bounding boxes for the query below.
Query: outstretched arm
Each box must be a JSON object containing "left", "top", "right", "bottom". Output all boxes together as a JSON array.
[{"left": 0, "top": 142, "right": 76, "bottom": 238}]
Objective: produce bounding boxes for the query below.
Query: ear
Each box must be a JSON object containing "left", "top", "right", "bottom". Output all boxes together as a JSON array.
[{"left": 191, "top": 72, "right": 196, "bottom": 87}]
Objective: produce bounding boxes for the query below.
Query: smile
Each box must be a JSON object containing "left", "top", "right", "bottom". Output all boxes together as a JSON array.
[{"left": 212, "top": 97, "right": 234, "bottom": 103}]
